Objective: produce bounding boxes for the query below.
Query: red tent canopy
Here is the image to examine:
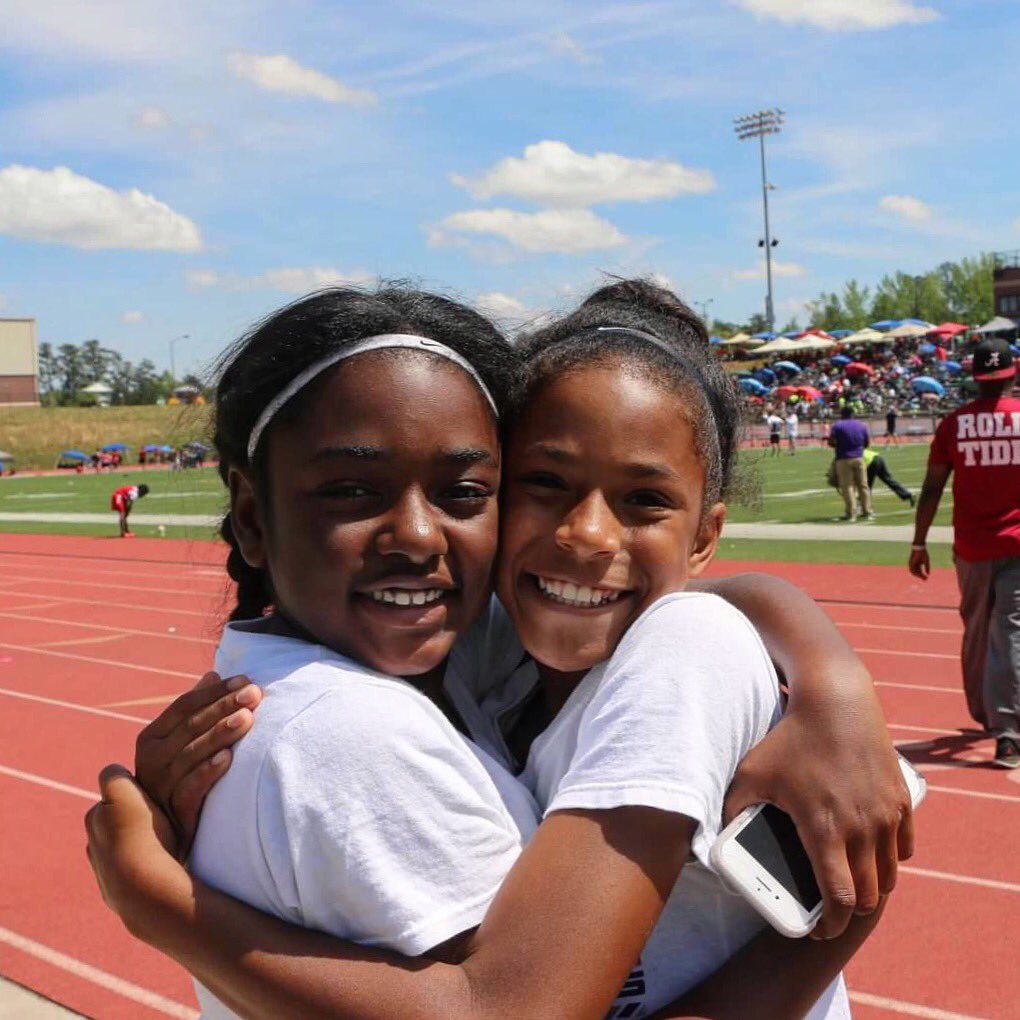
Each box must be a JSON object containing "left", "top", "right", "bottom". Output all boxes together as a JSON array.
[
  {"left": 928, "top": 322, "right": 969, "bottom": 336},
  {"left": 844, "top": 362, "right": 874, "bottom": 377}
]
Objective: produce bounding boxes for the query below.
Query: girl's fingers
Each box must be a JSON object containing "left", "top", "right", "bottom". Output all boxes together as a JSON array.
[
  {"left": 876, "top": 820, "right": 900, "bottom": 896},
  {"left": 896, "top": 800, "right": 916, "bottom": 861},
  {"left": 163, "top": 706, "right": 255, "bottom": 792},
  {"left": 142, "top": 673, "right": 234, "bottom": 739},
  {"left": 136, "top": 682, "right": 259, "bottom": 798},
  {"left": 800, "top": 824, "right": 856, "bottom": 941},
  {"left": 847, "top": 835, "right": 881, "bottom": 916},
  {"left": 169, "top": 751, "right": 233, "bottom": 855}
]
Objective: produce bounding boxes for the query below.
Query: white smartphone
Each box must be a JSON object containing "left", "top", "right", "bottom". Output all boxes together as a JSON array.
[{"left": 709, "top": 754, "right": 926, "bottom": 938}]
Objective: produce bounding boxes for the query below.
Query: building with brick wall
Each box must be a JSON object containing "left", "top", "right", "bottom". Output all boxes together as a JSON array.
[
  {"left": 993, "top": 251, "right": 1020, "bottom": 325},
  {"left": 0, "top": 319, "right": 40, "bottom": 405}
]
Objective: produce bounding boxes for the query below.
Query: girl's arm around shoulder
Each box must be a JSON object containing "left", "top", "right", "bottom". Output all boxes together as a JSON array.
[{"left": 688, "top": 572, "right": 913, "bottom": 939}]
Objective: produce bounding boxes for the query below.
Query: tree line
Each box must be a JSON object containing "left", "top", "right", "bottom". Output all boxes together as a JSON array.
[
  {"left": 710, "top": 253, "right": 995, "bottom": 337},
  {"left": 37, "top": 340, "right": 204, "bottom": 407}
]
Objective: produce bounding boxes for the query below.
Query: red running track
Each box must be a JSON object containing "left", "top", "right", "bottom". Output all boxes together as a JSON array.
[{"left": 0, "top": 535, "right": 1014, "bottom": 1019}]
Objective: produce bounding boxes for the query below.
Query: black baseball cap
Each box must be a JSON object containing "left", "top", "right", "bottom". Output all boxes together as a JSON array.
[{"left": 972, "top": 337, "right": 1016, "bottom": 381}]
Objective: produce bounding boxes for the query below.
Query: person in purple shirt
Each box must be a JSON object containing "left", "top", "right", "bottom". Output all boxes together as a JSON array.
[{"left": 829, "top": 405, "right": 873, "bottom": 522}]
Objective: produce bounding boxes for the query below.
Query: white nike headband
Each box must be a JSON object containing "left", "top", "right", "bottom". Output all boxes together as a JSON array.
[{"left": 246, "top": 333, "right": 499, "bottom": 463}]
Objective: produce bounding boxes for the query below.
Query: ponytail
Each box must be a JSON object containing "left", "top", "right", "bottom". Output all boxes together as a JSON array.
[{"left": 220, "top": 513, "right": 271, "bottom": 621}]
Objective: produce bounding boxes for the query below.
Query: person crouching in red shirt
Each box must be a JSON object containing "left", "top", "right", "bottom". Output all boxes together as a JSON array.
[{"left": 111, "top": 484, "right": 149, "bottom": 538}]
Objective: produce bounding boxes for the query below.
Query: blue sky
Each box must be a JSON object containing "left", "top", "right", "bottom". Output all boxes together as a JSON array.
[{"left": 0, "top": 0, "right": 1017, "bottom": 375}]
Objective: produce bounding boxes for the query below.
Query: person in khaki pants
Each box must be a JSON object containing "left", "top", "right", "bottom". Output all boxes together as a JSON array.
[{"left": 828, "top": 406, "right": 873, "bottom": 521}]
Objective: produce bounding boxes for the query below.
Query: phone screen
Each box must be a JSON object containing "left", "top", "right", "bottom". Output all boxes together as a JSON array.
[{"left": 734, "top": 804, "right": 821, "bottom": 908}]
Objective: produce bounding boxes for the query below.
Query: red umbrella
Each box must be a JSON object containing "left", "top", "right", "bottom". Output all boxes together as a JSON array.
[
  {"left": 844, "top": 362, "right": 874, "bottom": 377},
  {"left": 796, "top": 386, "right": 823, "bottom": 401},
  {"left": 928, "top": 322, "right": 969, "bottom": 337},
  {"left": 774, "top": 385, "right": 799, "bottom": 400}
]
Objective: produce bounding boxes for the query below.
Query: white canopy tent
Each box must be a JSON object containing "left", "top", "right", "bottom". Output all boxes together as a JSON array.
[
  {"left": 841, "top": 328, "right": 891, "bottom": 347},
  {"left": 974, "top": 316, "right": 1018, "bottom": 336}
]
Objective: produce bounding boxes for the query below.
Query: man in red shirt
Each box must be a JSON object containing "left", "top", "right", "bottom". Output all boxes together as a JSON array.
[
  {"left": 910, "top": 337, "right": 1020, "bottom": 768},
  {"left": 111, "top": 483, "right": 149, "bottom": 538}
]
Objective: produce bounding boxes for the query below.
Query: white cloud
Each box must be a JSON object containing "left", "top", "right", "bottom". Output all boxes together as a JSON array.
[
  {"left": 732, "top": 261, "right": 807, "bottom": 281},
  {"left": 547, "top": 34, "right": 599, "bottom": 65},
  {"left": 253, "top": 267, "right": 374, "bottom": 293},
  {"left": 185, "top": 268, "right": 220, "bottom": 289},
  {"left": 429, "top": 207, "right": 627, "bottom": 254},
  {"left": 733, "top": 0, "right": 939, "bottom": 31},
  {"left": 452, "top": 140, "right": 715, "bottom": 208},
  {"left": 185, "top": 266, "right": 373, "bottom": 294},
  {"left": 138, "top": 105, "right": 170, "bottom": 129},
  {"left": 227, "top": 52, "right": 377, "bottom": 106},
  {"left": 121, "top": 310, "right": 144, "bottom": 324},
  {"left": 474, "top": 292, "right": 530, "bottom": 321},
  {"left": 879, "top": 194, "right": 933, "bottom": 221},
  {"left": 0, "top": 165, "right": 202, "bottom": 252}
]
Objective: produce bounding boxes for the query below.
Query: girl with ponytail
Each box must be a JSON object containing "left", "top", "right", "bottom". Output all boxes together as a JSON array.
[{"left": 87, "top": 281, "right": 908, "bottom": 1020}]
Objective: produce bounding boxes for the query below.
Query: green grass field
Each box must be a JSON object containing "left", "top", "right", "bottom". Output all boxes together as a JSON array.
[
  {"left": 0, "top": 404, "right": 212, "bottom": 470},
  {"left": 0, "top": 440, "right": 951, "bottom": 565}
]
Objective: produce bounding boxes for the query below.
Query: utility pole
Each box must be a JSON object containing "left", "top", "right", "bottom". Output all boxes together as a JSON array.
[
  {"left": 697, "top": 298, "right": 714, "bottom": 328},
  {"left": 735, "top": 108, "right": 784, "bottom": 335},
  {"left": 169, "top": 333, "right": 190, "bottom": 384}
]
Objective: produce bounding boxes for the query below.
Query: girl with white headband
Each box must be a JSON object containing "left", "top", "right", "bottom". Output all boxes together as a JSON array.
[{"left": 87, "top": 282, "right": 908, "bottom": 1018}]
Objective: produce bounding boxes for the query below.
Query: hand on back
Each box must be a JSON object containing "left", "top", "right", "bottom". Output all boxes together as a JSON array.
[{"left": 134, "top": 671, "right": 262, "bottom": 855}]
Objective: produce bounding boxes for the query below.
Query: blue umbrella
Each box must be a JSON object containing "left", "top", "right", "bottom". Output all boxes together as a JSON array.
[
  {"left": 751, "top": 331, "right": 777, "bottom": 340},
  {"left": 754, "top": 367, "right": 777, "bottom": 384},
  {"left": 101, "top": 442, "right": 128, "bottom": 452},
  {"left": 709, "top": 335, "right": 725, "bottom": 344},
  {"left": 830, "top": 354, "right": 852, "bottom": 366},
  {"left": 773, "top": 360, "right": 801, "bottom": 375},
  {"left": 59, "top": 450, "right": 90, "bottom": 460},
  {"left": 871, "top": 320, "right": 903, "bottom": 331},
  {"left": 829, "top": 329, "right": 854, "bottom": 339},
  {"left": 738, "top": 377, "right": 770, "bottom": 395},
  {"left": 1010, "top": 345, "right": 1020, "bottom": 356},
  {"left": 141, "top": 444, "right": 161, "bottom": 452},
  {"left": 918, "top": 343, "right": 936, "bottom": 355},
  {"left": 781, "top": 330, "right": 802, "bottom": 339},
  {"left": 910, "top": 376, "right": 945, "bottom": 396},
  {"left": 943, "top": 361, "right": 962, "bottom": 374}
]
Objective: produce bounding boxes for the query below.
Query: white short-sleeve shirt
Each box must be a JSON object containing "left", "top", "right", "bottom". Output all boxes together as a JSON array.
[
  {"left": 475, "top": 593, "right": 850, "bottom": 1020},
  {"left": 189, "top": 619, "right": 540, "bottom": 1020}
]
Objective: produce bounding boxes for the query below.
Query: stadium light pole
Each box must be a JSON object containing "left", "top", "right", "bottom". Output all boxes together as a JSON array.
[
  {"left": 169, "top": 333, "right": 190, "bottom": 384},
  {"left": 734, "top": 108, "right": 784, "bottom": 334}
]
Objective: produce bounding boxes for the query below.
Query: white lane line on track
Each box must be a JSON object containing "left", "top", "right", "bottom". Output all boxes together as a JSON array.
[
  {"left": 0, "top": 610, "right": 216, "bottom": 645},
  {"left": 35, "top": 634, "right": 127, "bottom": 649},
  {"left": 0, "top": 574, "right": 217, "bottom": 599},
  {"left": 0, "top": 764, "right": 95, "bottom": 800},
  {"left": 901, "top": 865, "right": 1020, "bottom": 895},
  {"left": 0, "top": 559, "right": 222, "bottom": 584},
  {"left": 875, "top": 681, "right": 959, "bottom": 694},
  {"left": 926, "top": 784, "right": 1020, "bottom": 804},
  {"left": 888, "top": 723, "right": 965, "bottom": 735},
  {"left": 0, "top": 925, "right": 199, "bottom": 1020},
  {"left": 820, "top": 602, "right": 958, "bottom": 615},
  {"left": 103, "top": 694, "right": 178, "bottom": 708},
  {"left": 0, "top": 641, "right": 196, "bottom": 679},
  {"left": 0, "top": 589, "right": 214, "bottom": 619},
  {"left": 857, "top": 647, "right": 958, "bottom": 661},
  {"left": 0, "top": 687, "right": 148, "bottom": 723},
  {"left": 836, "top": 622, "right": 961, "bottom": 636},
  {"left": 848, "top": 991, "right": 989, "bottom": 1020}
]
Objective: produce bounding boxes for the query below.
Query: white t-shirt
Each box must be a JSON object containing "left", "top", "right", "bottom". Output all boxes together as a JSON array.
[
  {"left": 475, "top": 593, "right": 850, "bottom": 1020},
  {"left": 786, "top": 413, "right": 799, "bottom": 437},
  {"left": 766, "top": 414, "right": 783, "bottom": 434},
  {"left": 189, "top": 619, "right": 540, "bottom": 1020}
]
